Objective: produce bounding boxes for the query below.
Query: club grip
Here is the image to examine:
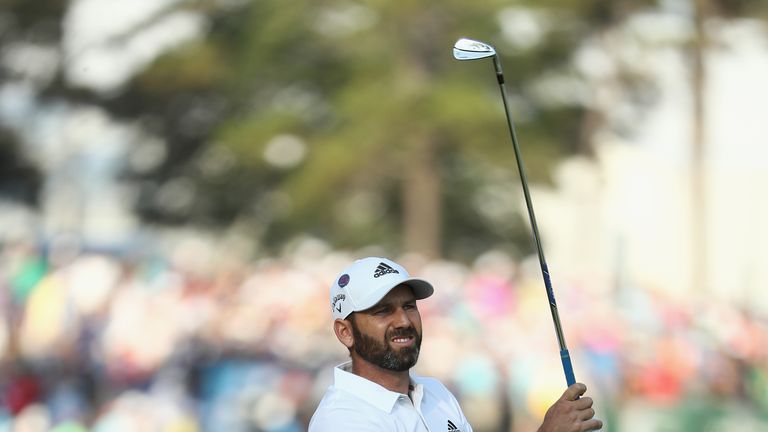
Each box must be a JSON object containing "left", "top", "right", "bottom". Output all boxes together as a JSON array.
[{"left": 560, "top": 349, "right": 576, "bottom": 386}]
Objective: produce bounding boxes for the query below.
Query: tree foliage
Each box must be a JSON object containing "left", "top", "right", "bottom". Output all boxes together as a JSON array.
[
  {"left": 107, "top": 0, "right": 634, "bottom": 257},
  {"left": 4, "top": 0, "right": 765, "bottom": 257}
]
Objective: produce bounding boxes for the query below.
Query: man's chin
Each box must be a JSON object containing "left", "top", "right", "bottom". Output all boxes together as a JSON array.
[
  {"left": 395, "top": 351, "right": 420, "bottom": 368},
  {"left": 386, "top": 358, "right": 417, "bottom": 372}
]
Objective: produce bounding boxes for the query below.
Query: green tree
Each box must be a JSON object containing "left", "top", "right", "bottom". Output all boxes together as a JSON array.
[
  {"left": 107, "top": 0, "right": 668, "bottom": 259},
  {"left": 34, "top": 0, "right": 768, "bottom": 259},
  {"left": 5, "top": 1, "right": 767, "bottom": 257}
]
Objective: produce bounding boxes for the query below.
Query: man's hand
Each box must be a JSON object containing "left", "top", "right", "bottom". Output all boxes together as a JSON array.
[{"left": 537, "top": 383, "right": 602, "bottom": 432}]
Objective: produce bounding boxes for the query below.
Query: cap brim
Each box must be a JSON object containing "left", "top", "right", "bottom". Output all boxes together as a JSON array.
[
  {"left": 401, "top": 278, "right": 434, "bottom": 300},
  {"left": 355, "top": 278, "right": 434, "bottom": 313}
]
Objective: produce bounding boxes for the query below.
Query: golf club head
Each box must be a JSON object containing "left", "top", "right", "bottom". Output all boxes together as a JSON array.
[{"left": 453, "top": 38, "right": 496, "bottom": 61}]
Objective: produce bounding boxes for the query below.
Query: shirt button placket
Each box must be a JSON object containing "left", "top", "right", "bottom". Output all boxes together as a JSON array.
[{"left": 401, "top": 395, "right": 431, "bottom": 432}]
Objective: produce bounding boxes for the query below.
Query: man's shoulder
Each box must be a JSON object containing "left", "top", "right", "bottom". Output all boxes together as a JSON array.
[
  {"left": 411, "top": 374, "right": 445, "bottom": 387},
  {"left": 309, "top": 386, "right": 391, "bottom": 431},
  {"left": 412, "top": 374, "right": 455, "bottom": 396},
  {"left": 314, "top": 385, "right": 378, "bottom": 411}
]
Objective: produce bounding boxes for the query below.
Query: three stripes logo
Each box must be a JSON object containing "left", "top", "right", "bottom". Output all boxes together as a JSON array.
[
  {"left": 447, "top": 420, "right": 460, "bottom": 431},
  {"left": 373, "top": 262, "right": 400, "bottom": 278}
]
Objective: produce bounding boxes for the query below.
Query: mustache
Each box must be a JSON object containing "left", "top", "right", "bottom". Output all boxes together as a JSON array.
[{"left": 387, "top": 327, "right": 418, "bottom": 339}]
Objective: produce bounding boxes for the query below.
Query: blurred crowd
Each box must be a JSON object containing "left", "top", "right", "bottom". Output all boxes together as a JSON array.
[{"left": 0, "top": 236, "right": 767, "bottom": 431}]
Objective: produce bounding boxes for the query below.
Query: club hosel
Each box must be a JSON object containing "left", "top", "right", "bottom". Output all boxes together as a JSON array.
[{"left": 492, "top": 56, "right": 504, "bottom": 85}]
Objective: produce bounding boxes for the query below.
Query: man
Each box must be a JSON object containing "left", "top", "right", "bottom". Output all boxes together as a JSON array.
[{"left": 309, "top": 257, "right": 602, "bottom": 432}]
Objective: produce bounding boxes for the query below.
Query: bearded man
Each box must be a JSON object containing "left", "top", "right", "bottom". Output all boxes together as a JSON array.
[{"left": 309, "top": 257, "right": 602, "bottom": 432}]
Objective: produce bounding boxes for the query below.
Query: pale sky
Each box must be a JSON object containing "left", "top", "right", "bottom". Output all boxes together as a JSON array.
[
  {"left": 63, "top": 0, "right": 205, "bottom": 92},
  {"left": 540, "top": 18, "right": 768, "bottom": 306},
  {"left": 633, "top": 19, "right": 768, "bottom": 168}
]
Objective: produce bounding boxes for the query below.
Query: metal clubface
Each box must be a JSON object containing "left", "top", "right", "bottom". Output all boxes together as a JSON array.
[
  {"left": 452, "top": 37, "right": 577, "bottom": 388},
  {"left": 452, "top": 38, "right": 496, "bottom": 60}
]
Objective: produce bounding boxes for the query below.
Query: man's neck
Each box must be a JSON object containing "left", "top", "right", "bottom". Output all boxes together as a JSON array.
[{"left": 351, "top": 359, "right": 411, "bottom": 395}]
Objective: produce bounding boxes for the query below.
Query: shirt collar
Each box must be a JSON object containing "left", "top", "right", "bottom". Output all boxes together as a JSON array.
[{"left": 333, "top": 361, "right": 424, "bottom": 413}]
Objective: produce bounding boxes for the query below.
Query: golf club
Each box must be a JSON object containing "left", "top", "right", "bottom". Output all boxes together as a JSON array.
[{"left": 453, "top": 37, "right": 576, "bottom": 387}]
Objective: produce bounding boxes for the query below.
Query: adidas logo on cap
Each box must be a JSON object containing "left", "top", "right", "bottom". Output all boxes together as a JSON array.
[
  {"left": 373, "top": 262, "right": 399, "bottom": 278},
  {"left": 447, "top": 419, "right": 460, "bottom": 431}
]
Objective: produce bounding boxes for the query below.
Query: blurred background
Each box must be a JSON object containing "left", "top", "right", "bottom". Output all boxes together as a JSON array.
[{"left": 1, "top": 0, "right": 767, "bottom": 431}]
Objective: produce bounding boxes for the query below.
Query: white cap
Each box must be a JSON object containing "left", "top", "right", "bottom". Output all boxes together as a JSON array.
[{"left": 330, "top": 257, "right": 434, "bottom": 320}]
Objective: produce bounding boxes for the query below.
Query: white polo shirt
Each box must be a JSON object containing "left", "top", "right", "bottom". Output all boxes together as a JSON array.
[{"left": 309, "top": 361, "right": 473, "bottom": 432}]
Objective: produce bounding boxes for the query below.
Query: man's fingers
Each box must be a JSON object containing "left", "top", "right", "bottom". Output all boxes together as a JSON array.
[
  {"left": 574, "top": 396, "right": 593, "bottom": 410},
  {"left": 563, "top": 383, "right": 587, "bottom": 401},
  {"left": 580, "top": 418, "right": 603, "bottom": 431},
  {"left": 578, "top": 408, "right": 595, "bottom": 421}
]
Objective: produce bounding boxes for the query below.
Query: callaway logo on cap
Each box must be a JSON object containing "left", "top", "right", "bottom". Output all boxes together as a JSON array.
[{"left": 330, "top": 257, "right": 434, "bottom": 320}]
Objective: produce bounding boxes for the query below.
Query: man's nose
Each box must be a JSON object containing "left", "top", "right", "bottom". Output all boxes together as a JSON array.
[{"left": 392, "top": 307, "right": 413, "bottom": 328}]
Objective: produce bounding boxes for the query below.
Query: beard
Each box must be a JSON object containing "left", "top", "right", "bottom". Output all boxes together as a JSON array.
[{"left": 350, "top": 321, "right": 422, "bottom": 372}]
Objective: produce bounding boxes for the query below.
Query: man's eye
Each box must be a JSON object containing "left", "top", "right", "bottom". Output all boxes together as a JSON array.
[{"left": 404, "top": 303, "right": 416, "bottom": 310}]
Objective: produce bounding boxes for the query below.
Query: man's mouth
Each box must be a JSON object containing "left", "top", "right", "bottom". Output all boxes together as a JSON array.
[{"left": 390, "top": 334, "right": 416, "bottom": 347}]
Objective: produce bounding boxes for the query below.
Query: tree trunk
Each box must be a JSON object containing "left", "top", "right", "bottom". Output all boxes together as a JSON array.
[
  {"left": 402, "top": 135, "right": 441, "bottom": 259},
  {"left": 691, "top": 0, "right": 708, "bottom": 293}
]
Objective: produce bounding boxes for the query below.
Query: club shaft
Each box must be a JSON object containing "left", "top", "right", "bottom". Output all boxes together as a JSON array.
[{"left": 492, "top": 57, "right": 576, "bottom": 386}]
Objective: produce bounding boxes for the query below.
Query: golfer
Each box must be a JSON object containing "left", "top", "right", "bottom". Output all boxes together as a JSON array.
[{"left": 309, "top": 257, "right": 602, "bottom": 432}]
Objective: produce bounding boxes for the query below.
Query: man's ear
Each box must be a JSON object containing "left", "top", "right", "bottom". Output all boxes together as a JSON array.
[{"left": 334, "top": 317, "right": 354, "bottom": 349}]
